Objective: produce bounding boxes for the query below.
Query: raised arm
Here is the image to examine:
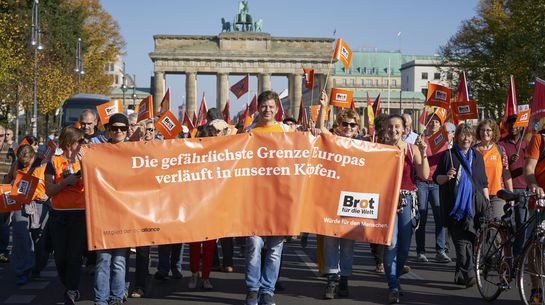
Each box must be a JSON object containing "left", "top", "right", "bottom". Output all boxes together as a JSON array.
[{"left": 316, "top": 90, "right": 332, "bottom": 136}]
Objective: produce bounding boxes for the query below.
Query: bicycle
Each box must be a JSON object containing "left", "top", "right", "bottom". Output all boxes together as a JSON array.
[{"left": 474, "top": 190, "right": 545, "bottom": 304}]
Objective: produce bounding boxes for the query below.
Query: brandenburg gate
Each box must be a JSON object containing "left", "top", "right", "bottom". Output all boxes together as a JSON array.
[{"left": 149, "top": 32, "right": 334, "bottom": 118}]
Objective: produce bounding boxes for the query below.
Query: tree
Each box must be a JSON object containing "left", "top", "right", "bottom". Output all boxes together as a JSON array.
[{"left": 440, "top": 0, "right": 545, "bottom": 117}]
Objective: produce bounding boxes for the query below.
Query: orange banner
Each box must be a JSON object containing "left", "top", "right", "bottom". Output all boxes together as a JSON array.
[
  {"left": 451, "top": 100, "right": 478, "bottom": 121},
  {"left": 514, "top": 109, "right": 531, "bottom": 128},
  {"left": 426, "top": 83, "right": 451, "bottom": 109},
  {"left": 96, "top": 100, "right": 122, "bottom": 124},
  {"left": 137, "top": 96, "right": 153, "bottom": 122},
  {"left": 0, "top": 184, "right": 21, "bottom": 213},
  {"left": 155, "top": 110, "right": 182, "bottom": 140},
  {"left": 330, "top": 88, "right": 353, "bottom": 108},
  {"left": 310, "top": 105, "right": 328, "bottom": 122},
  {"left": 82, "top": 133, "right": 403, "bottom": 250},
  {"left": 10, "top": 172, "right": 39, "bottom": 205}
]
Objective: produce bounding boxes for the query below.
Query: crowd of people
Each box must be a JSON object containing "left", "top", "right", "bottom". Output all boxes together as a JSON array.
[{"left": 0, "top": 89, "right": 544, "bottom": 305}]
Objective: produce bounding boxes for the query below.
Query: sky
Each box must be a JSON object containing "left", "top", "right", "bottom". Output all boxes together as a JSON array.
[{"left": 100, "top": 0, "right": 479, "bottom": 114}]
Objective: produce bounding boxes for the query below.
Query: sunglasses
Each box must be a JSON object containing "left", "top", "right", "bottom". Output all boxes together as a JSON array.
[
  {"left": 146, "top": 128, "right": 155, "bottom": 132},
  {"left": 341, "top": 122, "right": 358, "bottom": 128},
  {"left": 110, "top": 126, "right": 128, "bottom": 132}
]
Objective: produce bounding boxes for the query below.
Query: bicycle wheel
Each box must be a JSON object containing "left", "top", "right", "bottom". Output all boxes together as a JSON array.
[
  {"left": 517, "top": 240, "right": 545, "bottom": 305},
  {"left": 475, "top": 225, "right": 504, "bottom": 301}
]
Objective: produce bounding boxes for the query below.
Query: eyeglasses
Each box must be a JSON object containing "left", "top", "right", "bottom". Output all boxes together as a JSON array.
[
  {"left": 341, "top": 122, "right": 358, "bottom": 128},
  {"left": 110, "top": 126, "right": 128, "bottom": 132},
  {"left": 145, "top": 128, "right": 155, "bottom": 132}
]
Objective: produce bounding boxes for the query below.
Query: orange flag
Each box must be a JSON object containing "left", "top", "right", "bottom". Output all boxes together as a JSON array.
[
  {"left": 0, "top": 184, "right": 21, "bottom": 213},
  {"left": 137, "top": 96, "right": 153, "bottom": 122},
  {"left": 243, "top": 104, "right": 253, "bottom": 130},
  {"left": 39, "top": 140, "right": 58, "bottom": 161},
  {"left": 155, "top": 110, "right": 182, "bottom": 140},
  {"left": 96, "top": 100, "right": 122, "bottom": 124},
  {"left": 426, "top": 83, "right": 451, "bottom": 110},
  {"left": 10, "top": 172, "right": 40, "bottom": 205},
  {"left": 333, "top": 38, "right": 352, "bottom": 70},
  {"left": 303, "top": 68, "right": 314, "bottom": 89},
  {"left": 160, "top": 89, "right": 170, "bottom": 114},
  {"left": 429, "top": 125, "right": 449, "bottom": 155},
  {"left": 310, "top": 105, "right": 328, "bottom": 122},
  {"left": 330, "top": 88, "right": 353, "bottom": 108},
  {"left": 513, "top": 109, "right": 531, "bottom": 128},
  {"left": 451, "top": 100, "right": 478, "bottom": 121}
]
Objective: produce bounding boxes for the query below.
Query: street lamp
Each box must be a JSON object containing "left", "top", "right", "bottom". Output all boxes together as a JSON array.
[
  {"left": 30, "top": 0, "right": 44, "bottom": 137},
  {"left": 132, "top": 74, "right": 137, "bottom": 110},
  {"left": 74, "top": 37, "right": 84, "bottom": 93},
  {"left": 121, "top": 62, "right": 127, "bottom": 108}
]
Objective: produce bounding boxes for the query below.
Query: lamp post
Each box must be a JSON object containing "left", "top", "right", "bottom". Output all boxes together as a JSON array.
[
  {"left": 121, "top": 62, "right": 127, "bottom": 108},
  {"left": 30, "top": 0, "right": 44, "bottom": 137},
  {"left": 74, "top": 37, "right": 84, "bottom": 93},
  {"left": 132, "top": 74, "right": 137, "bottom": 110}
]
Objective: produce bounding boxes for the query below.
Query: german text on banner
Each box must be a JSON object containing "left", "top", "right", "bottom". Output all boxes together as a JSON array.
[
  {"left": 330, "top": 88, "right": 353, "bottom": 108},
  {"left": 82, "top": 133, "right": 403, "bottom": 250},
  {"left": 137, "top": 96, "right": 153, "bottom": 122},
  {"left": 451, "top": 100, "right": 478, "bottom": 121},
  {"left": 96, "top": 100, "right": 123, "bottom": 124},
  {"left": 333, "top": 38, "right": 352, "bottom": 70},
  {"left": 426, "top": 83, "right": 451, "bottom": 110}
]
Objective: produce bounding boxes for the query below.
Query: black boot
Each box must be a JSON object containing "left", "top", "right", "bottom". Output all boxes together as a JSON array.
[{"left": 337, "top": 276, "right": 349, "bottom": 297}]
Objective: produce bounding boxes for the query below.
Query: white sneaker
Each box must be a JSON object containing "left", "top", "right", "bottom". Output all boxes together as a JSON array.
[
  {"left": 416, "top": 253, "right": 428, "bottom": 262},
  {"left": 188, "top": 273, "right": 199, "bottom": 289},
  {"left": 202, "top": 279, "right": 213, "bottom": 290}
]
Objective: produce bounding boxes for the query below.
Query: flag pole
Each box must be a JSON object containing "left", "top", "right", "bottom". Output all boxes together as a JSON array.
[
  {"left": 515, "top": 127, "right": 525, "bottom": 156},
  {"left": 322, "top": 30, "right": 337, "bottom": 94}
]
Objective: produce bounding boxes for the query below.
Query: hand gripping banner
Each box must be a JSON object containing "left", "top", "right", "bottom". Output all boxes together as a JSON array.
[{"left": 82, "top": 133, "right": 403, "bottom": 250}]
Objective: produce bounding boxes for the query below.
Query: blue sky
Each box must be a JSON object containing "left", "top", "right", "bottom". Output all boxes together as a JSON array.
[{"left": 100, "top": 0, "right": 479, "bottom": 114}]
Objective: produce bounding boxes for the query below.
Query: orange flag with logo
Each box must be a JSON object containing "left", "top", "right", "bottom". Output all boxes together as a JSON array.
[
  {"left": 451, "top": 100, "right": 478, "bottom": 121},
  {"left": 514, "top": 109, "right": 531, "bottom": 128},
  {"left": 155, "top": 111, "right": 182, "bottom": 140},
  {"left": 0, "top": 184, "right": 21, "bottom": 213},
  {"left": 40, "top": 140, "right": 58, "bottom": 161},
  {"left": 429, "top": 125, "right": 449, "bottom": 155},
  {"left": 303, "top": 68, "right": 315, "bottom": 89},
  {"left": 10, "top": 172, "right": 39, "bottom": 205},
  {"left": 96, "top": 100, "right": 122, "bottom": 124},
  {"left": 333, "top": 38, "right": 352, "bottom": 70},
  {"left": 426, "top": 83, "right": 451, "bottom": 110},
  {"left": 330, "top": 88, "right": 353, "bottom": 108},
  {"left": 137, "top": 96, "right": 153, "bottom": 122},
  {"left": 310, "top": 105, "right": 328, "bottom": 122}
]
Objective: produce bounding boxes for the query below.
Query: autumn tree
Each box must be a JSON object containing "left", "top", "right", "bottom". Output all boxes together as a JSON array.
[{"left": 440, "top": 0, "right": 545, "bottom": 117}]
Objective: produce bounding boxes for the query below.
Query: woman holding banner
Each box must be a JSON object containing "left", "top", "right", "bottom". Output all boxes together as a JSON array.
[
  {"left": 433, "top": 123, "right": 489, "bottom": 288},
  {"left": 5, "top": 144, "right": 48, "bottom": 285},
  {"left": 475, "top": 119, "right": 512, "bottom": 219},
  {"left": 316, "top": 91, "right": 363, "bottom": 299},
  {"left": 382, "top": 114, "right": 429, "bottom": 304},
  {"left": 44, "top": 126, "right": 86, "bottom": 305}
]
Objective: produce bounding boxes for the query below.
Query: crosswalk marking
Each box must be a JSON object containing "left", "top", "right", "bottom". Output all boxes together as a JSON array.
[
  {"left": 293, "top": 249, "right": 320, "bottom": 277},
  {"left": 20, "top": 282, "right": 49, "bottom": 290},
  {"left": 4, "top": 295, "right": 36, "bottom": 304}
]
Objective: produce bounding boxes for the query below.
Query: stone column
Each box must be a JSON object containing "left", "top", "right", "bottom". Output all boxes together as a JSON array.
[
  {"left": 216, "top": 73, "right": 229, "bottom": 111},
  {"left": 185, "top": 72, "right": 197, "bottom": 117},
  {"left": 153, "top": 72, "right": 165, "bottom": 113},
  {"left": 258, "top": 73, "right": 271, "bottom": 94},
  {"left": 292, "top": 73, "right": 303, "bottom": 119}
]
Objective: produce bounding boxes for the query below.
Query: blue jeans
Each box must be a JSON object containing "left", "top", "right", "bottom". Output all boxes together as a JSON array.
[
  {"left": 415, "top": 181, "right": 446, "bottom": 254},
  {"left": 323, "top": 236, "right": 354, "bottom": 277},
  {"left": 245, "top": 236, "right": 284, "bottom": 295},
  {"left": 157, "top": 243, "right": 183, "bottom": 274},
  {"left": 11, "top": 209, "right": 34, "bottom": 277},
  {"left": 512, "top": 188, "right": 530, "bottom": 257},
  {"left": 0, "top": 212, "right": 10, "bottom": 255},
  {"left": 94, "top": 248, "right": 128, "bottom": 305},
  {"left": 384, "top": 192, "right": 414, "bottom": 290}
]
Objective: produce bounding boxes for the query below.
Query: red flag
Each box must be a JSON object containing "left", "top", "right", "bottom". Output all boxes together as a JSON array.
[
  {"left": 429, "top": 125, "right": 449, "bottom": 155},
  {"left": 426, "top": 83, "right": 451, "bottom": 109},
  {"left": 275, "top": 100, "right": 285, "bottom": 122},
  {"left": 192, "top": 112, "right": 198, "bottom": 127},
  {"left": 238, "top": 104, "right": 248, "bottom": 125},
  {"left": 196, "top": 93, "right": 208, "bottom": 127},
  {"left": 503, "top": 75, "right": 518, "bottom": 119},
  {"left": 418, "top": 106, "right": 429, "bottom": 126},
  {"left": 372, "top": 93, "right": 381, "bottom": 115},
  {"left": 330, "top": 88, "right": 353, "bottom": 108},
  {"left": 230, "top": 75, "right": 249, "bottom": 99},
  {"left": 332, "top": 38, "right": 352, "bottom": 70},
  {"left": 366, "top": 92, "right": 372, "bottom": 107},
  {"left": 182, "top": 111, "right": 195, "bottom": 131},
  {"left": 223, "top": 99, "right": 231, "bottom": 124},
  {"left": 303, "top": 68, "right": 314, "bottom": 89},
  {"left": 160, "top": 88, "right": 170, "bottom": 114},
  {"left": 456, "top": 71, "right": 469, "bottom": 102},
  {"left": 529, "top": 77, "right": 545, "bottom": 133},
  {"left": 350, "top": 98, "right": 357, "bottom": 112},
  {"left": 297, "top": 97, "right": 308, "bottom": 127},
  {"left": 155, "top": 110, "right": 182, "bottom": 140},
  {"left": 248, "top": 94, "right": 257, "bottom": 115}
]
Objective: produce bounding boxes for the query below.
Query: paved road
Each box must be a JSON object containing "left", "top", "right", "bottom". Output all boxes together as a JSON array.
[{"left": 0, "top": 215, "right": 523, "bottom": 305}]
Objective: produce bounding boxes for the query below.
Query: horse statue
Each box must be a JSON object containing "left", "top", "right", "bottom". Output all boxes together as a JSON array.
[
  {"left": 254, "top": 19, "right": 263, "bottom": 32},
  {"left": 221, "top": 17, "right": 231, "bottom": 32}
]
